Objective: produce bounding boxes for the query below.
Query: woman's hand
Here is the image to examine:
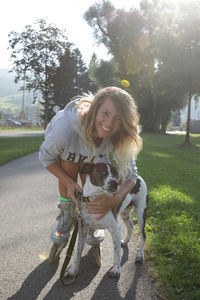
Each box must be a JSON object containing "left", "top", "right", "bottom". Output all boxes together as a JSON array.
[
  {"left": 46, "top": 161, "right": 82, "bottom": 204},
  {"left": 85, "top": 179, "right": 135, "bottom": 220},
  {"left": 65, "top": 179, "right": 82, "bottom": 204},
  {"left": 85, "top": 193, "right": 121, "bottom": 220}
]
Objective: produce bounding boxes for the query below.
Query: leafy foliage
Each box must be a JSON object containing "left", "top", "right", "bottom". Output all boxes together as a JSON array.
[
  {"left": 53, "top": 47, "right": 96, "bottom": 111},
  {"left": 8, "top": 19, "right": 71, "bottom": 127},
  {"left": 8, "top": 19, "right": 94, "bottom": 127},
  {"left": 88, "top": 54, "right": 119, "bottom": 88},
  {"left": 85, "top": 0, "right": 200, "bottom": 135}
]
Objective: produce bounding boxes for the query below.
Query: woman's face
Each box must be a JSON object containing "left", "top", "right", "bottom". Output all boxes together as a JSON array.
[{"left": 95, "top": 97, "right": 122, "bottom": 139}]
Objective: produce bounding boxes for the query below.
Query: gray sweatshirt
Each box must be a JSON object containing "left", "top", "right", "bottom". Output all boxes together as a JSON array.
[{"left": 38, "top": 99, "right": 138, "bottom": 183}]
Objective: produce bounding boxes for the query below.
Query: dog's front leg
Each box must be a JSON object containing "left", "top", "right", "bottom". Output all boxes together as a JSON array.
[{"left": 107, "top": 222, "right": 121, "bottom": 278}]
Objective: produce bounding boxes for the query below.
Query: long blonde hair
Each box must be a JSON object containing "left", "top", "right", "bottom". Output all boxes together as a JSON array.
[{"left": 77, "top": 87, "right": 142, "bottom": 174}]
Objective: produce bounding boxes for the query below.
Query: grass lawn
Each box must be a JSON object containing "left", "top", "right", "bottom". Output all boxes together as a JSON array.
[
  {"left": 0, "top": 136, "right": 44, "bottom": 165},
  {"left": 137, "top": 133, "right": 200, "bottom": 300}
]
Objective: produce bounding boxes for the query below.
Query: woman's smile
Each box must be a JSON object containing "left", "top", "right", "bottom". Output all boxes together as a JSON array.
[{"left": 101, "top": 125, "right": 111, "bottom": 131}]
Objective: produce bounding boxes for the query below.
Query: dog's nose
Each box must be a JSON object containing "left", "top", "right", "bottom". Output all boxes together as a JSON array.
[{"left": 109, "top": 180, "right": 119, "bottom": 192}]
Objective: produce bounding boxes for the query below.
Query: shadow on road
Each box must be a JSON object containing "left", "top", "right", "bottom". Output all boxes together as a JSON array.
[
  {"left": 43, "top": 248, "right": 100, "bottom": 299},
  {"left": 91, "top": 263, "right": 143, "bottom": 300},
  {"left": 7, "top": 260, "right": 59, "bottom": 300},
  {"left": 7, "top": 243, "right": 145, "bottom": 300},
  {"left": 91, "top": 244, "right": 144, "bottom": 300}
]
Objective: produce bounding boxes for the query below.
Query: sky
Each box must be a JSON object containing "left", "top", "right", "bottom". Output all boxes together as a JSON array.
[{"left": 1, "top": 0, "right": 140, "bottom": 70}]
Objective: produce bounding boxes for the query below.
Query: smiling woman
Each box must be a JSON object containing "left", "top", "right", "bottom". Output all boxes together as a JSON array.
[{"left": 38, "top": 86, "right": 142, "bottom": 264}]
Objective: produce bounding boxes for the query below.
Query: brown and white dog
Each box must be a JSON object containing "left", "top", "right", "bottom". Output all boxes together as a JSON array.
[{"left": 65, "top": 162, "right": 148, "bottom": 281}]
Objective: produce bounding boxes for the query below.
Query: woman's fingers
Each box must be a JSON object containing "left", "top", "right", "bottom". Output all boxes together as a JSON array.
[
  {"left": 86, "top": 202, "right": 106, "bottom": 214},
  {"left": 66, "top": 182, "right": 82, "bottom": 204},
  {"left": 74, "top": 183, "right": 82, "bottom": 192}
]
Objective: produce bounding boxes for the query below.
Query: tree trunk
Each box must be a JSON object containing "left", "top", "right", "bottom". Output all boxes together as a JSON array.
[
  {"left": 185, "top": 91, "right": 192, "bottom": 144},
  {"left": 21, "top": 74, "right": 26, "bottom": 122},
  {"left": 44, "top": 59, "right": 48, "bottom": 129}
]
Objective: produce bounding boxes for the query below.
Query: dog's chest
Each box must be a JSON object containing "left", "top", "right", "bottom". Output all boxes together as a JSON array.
[{"left": 81, "top": 206, "right": 115, "bottom": 229}]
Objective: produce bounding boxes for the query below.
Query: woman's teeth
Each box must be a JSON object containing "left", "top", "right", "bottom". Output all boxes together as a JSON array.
[{"left": 102, "top": 125, "right": 111, "bottom": 131}]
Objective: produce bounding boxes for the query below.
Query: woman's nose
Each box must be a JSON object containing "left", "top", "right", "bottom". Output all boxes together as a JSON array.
[{"left": 104, "top": 116, "right": 113, "bottom": 127}]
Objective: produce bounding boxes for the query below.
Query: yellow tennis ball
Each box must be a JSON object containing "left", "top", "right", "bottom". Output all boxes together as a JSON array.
[{"left": 121, "top": 79, "right": 130, "bottom": 88}]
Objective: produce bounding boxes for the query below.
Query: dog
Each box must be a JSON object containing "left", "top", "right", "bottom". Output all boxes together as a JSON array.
[{"left": 64, "top": 162, "right": 148, "bottom": 281}]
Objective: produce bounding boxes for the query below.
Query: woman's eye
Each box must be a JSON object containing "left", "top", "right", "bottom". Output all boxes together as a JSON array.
[{"left": 114, "top": 117, "right": 121, "bottom": 123}]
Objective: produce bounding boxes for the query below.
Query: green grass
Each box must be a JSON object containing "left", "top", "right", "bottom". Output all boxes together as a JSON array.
[
  {"left": 137, "top": 133, "right": 200, "bottom": 300},
  {"left": 0, "top": 136, "right": 44, "bottom": 165}
]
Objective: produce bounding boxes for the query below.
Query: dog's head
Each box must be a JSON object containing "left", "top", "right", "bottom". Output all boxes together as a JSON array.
[{"left": 80, "top": 162, "right": 120, "bottom": 195}]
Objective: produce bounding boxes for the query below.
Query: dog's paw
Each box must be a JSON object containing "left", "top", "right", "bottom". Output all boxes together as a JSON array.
[
  {"left": 62, "top": 266, "right": 79, "bottom": 285},
  {"left": 121, "top": 239, "right": 129, "bottom": 247},
  {"left": 108, "top": 266, "right": 120, "bottom": 278}
]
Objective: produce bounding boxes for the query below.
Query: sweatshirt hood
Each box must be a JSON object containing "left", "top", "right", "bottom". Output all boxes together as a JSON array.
[{"left": 63, "top": 99, "right": 82, "bottom": 136}]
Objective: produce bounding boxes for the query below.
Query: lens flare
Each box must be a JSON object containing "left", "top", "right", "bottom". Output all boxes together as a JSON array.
[
  {"left": 138, "top": 33, "right": 150, "bottom": 50},
  {"left": 39, "top": 252, "right": 47, "bottom": 261}
]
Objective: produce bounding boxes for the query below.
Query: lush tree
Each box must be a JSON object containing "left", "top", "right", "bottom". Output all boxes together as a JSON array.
[
  {"left": 88, "top": 55, "right": 120, "bottom": 88},
  {"left": 155, "top": 0, "right": 200, "bottom": 142},
  {"left": 53, "top": 47, "right": 79, "bottom": 110},
  {"left": 8, "top": 19, "right": 71, "bottom": 127},
  {"left": 84, "top": 1, "right": 160, "bottom": 131},
  {"left": 53, "top": 47, "right": 95, "bottom": 110},
  {"left": 72, "top": 48, "right": 96, "bottom": 94},
  {"left": 84, "top": 0, "right": 200, "bottom": 136}
]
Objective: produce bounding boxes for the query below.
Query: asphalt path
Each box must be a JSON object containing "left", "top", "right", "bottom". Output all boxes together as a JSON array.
[{"left": 0, "top": 152, "right": 159, "bottom": 300}]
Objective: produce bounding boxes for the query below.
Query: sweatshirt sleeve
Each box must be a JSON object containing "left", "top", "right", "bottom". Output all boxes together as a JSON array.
[
  {"left": 38, "top": 111, "right": 68, "bottom": 168},
  {"left": 127, "top": 159, "right": 138, "bottom": 184}
]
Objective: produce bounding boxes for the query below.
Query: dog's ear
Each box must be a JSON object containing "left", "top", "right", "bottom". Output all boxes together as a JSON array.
[{"left": 80, "top": 163, "right": 94, "bottom": 174}]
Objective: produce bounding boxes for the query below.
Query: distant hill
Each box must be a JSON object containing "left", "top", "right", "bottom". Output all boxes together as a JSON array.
[
  {"left": 0, "top": 69, "right": 22, "bottom": 97},
  {"left": 0, "top": 69, "right": 34, "bottom": 117}
]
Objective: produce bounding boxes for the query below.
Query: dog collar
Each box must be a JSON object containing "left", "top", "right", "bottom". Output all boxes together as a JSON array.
[{"left": 82, "top": 196, "right": 94, "bottom": 202}]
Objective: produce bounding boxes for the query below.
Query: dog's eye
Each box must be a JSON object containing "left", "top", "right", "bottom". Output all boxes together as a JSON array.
[{"left": 100, "top": 169, "right": 107, "bottom": 175}]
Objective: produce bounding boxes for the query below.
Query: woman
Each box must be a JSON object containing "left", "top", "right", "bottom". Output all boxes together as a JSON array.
[{"left": 39, "top": 86, "right": 142, "bottom": 262}]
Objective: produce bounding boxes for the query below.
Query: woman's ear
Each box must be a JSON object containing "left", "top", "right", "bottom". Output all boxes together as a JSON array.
[{"left": 80, "top": 163, "right": 94, "bottom": 174}]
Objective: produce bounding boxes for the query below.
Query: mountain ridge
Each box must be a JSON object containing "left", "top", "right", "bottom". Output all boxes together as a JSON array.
[{"left": 0, "top": 69, "right": 34, "bottom": 117}]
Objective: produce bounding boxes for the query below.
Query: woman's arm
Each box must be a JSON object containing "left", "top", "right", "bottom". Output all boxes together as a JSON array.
[
  {"left": 85, "top": 178, "right": 135, "bottom": 219},
  {"left": 46, "top": 161, "right": 82, "bottom": 204}
]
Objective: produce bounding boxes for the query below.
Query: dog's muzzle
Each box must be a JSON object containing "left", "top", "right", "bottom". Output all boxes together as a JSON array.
[{"left": 106, "top": 180, "right": 119, "bottom": 193}]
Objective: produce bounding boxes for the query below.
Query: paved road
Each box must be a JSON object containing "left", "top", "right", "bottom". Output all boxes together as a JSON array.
[{"left": 0, "top": 153, "right": 159, "bottom": 300}]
